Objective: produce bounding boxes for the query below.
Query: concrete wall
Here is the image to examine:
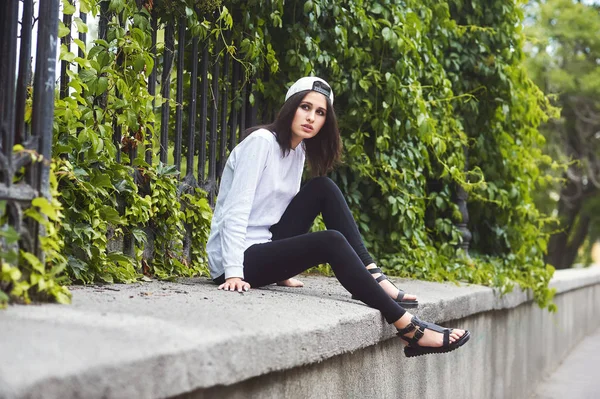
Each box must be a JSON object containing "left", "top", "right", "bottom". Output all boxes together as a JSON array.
[
  {"left": 1, "top": 268, "right": 599, "bottom": 399},
  {"left": 175, "top": 270, "right": 600, "bottom": 399}
]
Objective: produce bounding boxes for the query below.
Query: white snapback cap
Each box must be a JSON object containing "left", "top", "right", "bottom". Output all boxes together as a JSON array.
[{"left": 284, "top": 77, "right": 334, "bottom": 105}]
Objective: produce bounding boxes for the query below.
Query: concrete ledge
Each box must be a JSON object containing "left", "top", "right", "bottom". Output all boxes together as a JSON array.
[{"left": 1, "top": 267, "right": 600, "bottom": 399}]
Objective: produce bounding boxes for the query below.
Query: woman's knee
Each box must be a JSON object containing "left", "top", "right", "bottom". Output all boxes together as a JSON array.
[
  {"left": 318, "top": 229, "right": 349, "bottom": 249},
  {"left": 305, "top": 176, "right": 340, "bottom": 194}
]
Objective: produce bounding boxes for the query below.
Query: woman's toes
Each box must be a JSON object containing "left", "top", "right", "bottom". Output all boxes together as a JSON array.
[{"left": 277, "top": 278, "right": 304, "bottom": 287}]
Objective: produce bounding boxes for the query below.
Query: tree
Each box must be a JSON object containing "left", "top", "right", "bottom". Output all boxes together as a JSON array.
[{"left": 525, "top": 0, "right": 600, "bottom": 269}]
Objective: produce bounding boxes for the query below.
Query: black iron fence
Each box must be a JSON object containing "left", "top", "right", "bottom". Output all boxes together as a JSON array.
[
  {"left": 0, "top": 0, "right": 60, "bottom": 258},
  {"left": 58, "top": 3, "right": 262, "bottom": 205},
  {"left": 1, "top": 1, "right": 472, "bottom": 268}
]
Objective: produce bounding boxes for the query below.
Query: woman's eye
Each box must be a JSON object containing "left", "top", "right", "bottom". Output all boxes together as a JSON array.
[
  {"left": 317, "top": 110, "right": 325, "bottom": 116},
  {"left": 300, "top": 104, "right": 310, "bottom": 110}
]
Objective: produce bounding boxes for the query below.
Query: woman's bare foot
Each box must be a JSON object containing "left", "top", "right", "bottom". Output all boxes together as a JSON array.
[
  {"left": 366, "top": 264, "right": 417, "bottom": 302},
  {"left": 393, "top": 312, "right": 466, "bottom": 347},
  {"left": 276, "top": 278, "right": 304, "bottom": 287}
]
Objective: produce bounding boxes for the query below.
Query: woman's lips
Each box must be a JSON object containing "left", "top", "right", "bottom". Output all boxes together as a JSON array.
[{"left": 301, "top": 124, "right": 313, "bottom": 131}]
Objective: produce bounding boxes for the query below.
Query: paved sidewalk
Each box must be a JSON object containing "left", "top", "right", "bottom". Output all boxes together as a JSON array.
[{"left": 532, "top": 326, "right": 600, "bottom": 398}]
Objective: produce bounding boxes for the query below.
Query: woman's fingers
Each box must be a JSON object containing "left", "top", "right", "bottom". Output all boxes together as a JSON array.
[{"left": 218, "top": 279, "right": 251, "bottom": 292}]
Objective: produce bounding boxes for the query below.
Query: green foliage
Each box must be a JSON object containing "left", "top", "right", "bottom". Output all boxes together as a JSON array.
[
  {"left": 230, "top": 0, "right": 556, "bottom": 308},
  {"left": 7, "top": 0, "right": 557, "bottom": 309},
  {"left": 1, "top": 156, "right": 72, "bottom": 308},
  {"left": 181, "top": 188, "right": 213, "bottom": 273},
  {"left": 52, "top": 0, "right": 213, "bottom": 285}
]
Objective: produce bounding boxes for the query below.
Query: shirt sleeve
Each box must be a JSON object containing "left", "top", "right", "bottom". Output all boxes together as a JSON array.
[{"left": 219, "top": 134, "right": 272, "bottom": 279}]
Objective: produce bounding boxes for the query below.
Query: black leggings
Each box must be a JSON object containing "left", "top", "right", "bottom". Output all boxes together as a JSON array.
[{"left": 218, "top": 177, "right": 406, "bottom": 324}]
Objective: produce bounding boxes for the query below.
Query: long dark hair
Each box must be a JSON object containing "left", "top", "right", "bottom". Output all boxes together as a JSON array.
[{"left": 244, "top": 91, "right": 342, "bottom": 176}]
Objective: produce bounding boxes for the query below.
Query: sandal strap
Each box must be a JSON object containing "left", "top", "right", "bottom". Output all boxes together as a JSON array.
[
  {"left": 420, "top": 320, "right": 447, "bottom": 334},
  {"left": 368, "top": 268, "right": 389, "bottom": 284},
  {"left": 396, "top": 322, "right": 416, "bottom": 336},
  {"left": 413, "top": 327, "right": 424, "bottom": 342},
  {"left": 367, "top": 267, "right": 384, "bottom": 275},
  {"left": 401, "top": 326, "right": 425, "bottom": 346},
  {"left": 396, "top": 289, "right": 405, "bottom": 302},
  {"left": 398, "top": 316, "right": 454, "bottom": 348},
  {"left": 367, "top": 267, "right": 414, "bottom": 304}
]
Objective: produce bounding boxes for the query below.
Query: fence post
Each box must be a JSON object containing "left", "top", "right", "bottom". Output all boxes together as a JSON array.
[
  {"left": 15, "top": 0, "right": 33, "bottom": 145},
  {"left": 159, "top": 20, "right": 175, "bottom": 164},
  {"left": 60, "top": 0, "right": 73, "bottom": 99},
  {"left": 185, "top": 33, "right": 199, "bottom": 186},
  {"left": 207, "top": 38, "right": 221, "bottom": 205},
  {"left": 229, "top": 57, "right": 240, "bottom": 150},
  {"left": 146, "top": 13, "right": 158, "bottom": 165},
  {"left": 218, "top": 32, "right": 230, "bottom": 178},
  {"left": 197, "top": 41, "right": 209, "bottom": 184},
  {"left": 30, "top": 0, "right": 60, "bottom": 257},
  {"left": 174, "top": 17, "right": 186, "bottom": 172}
]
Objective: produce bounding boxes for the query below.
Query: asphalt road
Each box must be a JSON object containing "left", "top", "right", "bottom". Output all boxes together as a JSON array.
[{"left": 532, "top": 325, "right": 600, "bottom": 399}]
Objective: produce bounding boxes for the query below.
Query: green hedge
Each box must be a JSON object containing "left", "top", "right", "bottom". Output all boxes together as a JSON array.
[
  {"left": 231, "top": 0, "right": 556, "bottom": 308},
  {"left": 2, "top": 0, "right": 556, "bottom": 309}
]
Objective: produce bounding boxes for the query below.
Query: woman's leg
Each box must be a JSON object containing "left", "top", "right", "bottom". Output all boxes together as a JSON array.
[
  {"left": 243, "top": 230, "right": 467, "bottom": 350},
  {"left": 243, "top": 230, "right": 405, "bottom": 324},
  {"left": 271, "top": 177, "right": 416, "bottom": 301},
  {"left": 270, "top": 177, "right": 373, "bottom": 265}
]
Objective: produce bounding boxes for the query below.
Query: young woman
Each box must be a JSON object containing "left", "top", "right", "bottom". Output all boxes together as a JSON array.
[{"left": 206, "top": 77, "right": 470, "bottom": 357}]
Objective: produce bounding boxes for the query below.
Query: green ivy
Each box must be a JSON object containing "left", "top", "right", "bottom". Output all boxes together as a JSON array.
[
  {"left": 181, "top": 188, "right": 213, "bottom": 273},
  {"left": 1, "top": 155, "right": 71, "bottom": 308},
  {"left": 5, "top": 0, "right": 557, "bottom": 310},
  {"left": 51, "top": 0, "right": 214, "bottom": 285},
  {"left": 230, "top": 0, "right": 557, "bottom": 309}
]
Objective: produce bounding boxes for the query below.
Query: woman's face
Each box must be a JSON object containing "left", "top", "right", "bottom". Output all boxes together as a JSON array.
[{"left": 290, "top": 91, "right": 328, "bottom": 148}]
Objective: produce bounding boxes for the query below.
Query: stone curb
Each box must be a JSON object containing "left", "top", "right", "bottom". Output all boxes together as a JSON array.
[{"left": 1, "top": 267, "right": 599, "bottom": 399}]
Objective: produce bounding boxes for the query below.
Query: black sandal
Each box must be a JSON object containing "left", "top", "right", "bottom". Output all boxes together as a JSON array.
[
  {"left": 396, "top": 315, "right": 470, "bottom": 357},
  {"left": 352, "top": 267, "right": 419, "bottom": 308}
]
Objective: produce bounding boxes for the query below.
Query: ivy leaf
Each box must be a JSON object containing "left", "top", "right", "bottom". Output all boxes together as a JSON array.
[
  {"left": 435, "top": 196, "right": 444, "bottom": 209},
  {"left": 62, "top": 0, "right": 76, "bottom": 15},
  {"left": 132, "top": 228, "right": 147, "bottom": 244},
  {"left": 133, "top": 55, "right": 145, "bottom": 73},
  {"left": 382, "top": 27, "right": 392, "bottom": 41},
  {"left": 96, "top": 77, "right": 109, "bottom": 96},
  {"left": 371, "top": 3, "right": 384, "bottom": 14},
  {"left": 74, "top": 17, "right": 88, "bottom": 34},
  {"left": 0, "top": 226, "right": 20, "bottom": 244},
  {"left": 58, "top": 21, "right": 70, "bottom": 38},
  {"left": 79, "top": 69, "right": 96, "bottom": 83},
  {"left": 91, "top": 173, "right": 113, "bottom": 189},
  {"left": 60, "top": 44, "right": 75, "bottom": 62},
  {"left": 304, "top": 0, "right": 313, "bottom": 14},
  {"left": 31, "top": 197, "right": 59, "bottom": 221},
  {"left": 73, "top": 39, "right": 87, "bottom": 56},
  {"left": 79, "top": 0, "right": 91, "bottom": 13},
  {"left": 22, "top": 252, "right": 45, "bottom": 273},
  {"left": 100, "top": 206, "right": 122, "bottom": 224}
]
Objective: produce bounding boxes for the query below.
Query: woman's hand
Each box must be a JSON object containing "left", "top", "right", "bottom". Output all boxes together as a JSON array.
[{"left": 218, "top": 277, "right": 251, "bottom": 292}]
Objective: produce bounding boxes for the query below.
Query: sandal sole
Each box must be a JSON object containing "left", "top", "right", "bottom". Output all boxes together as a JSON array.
[{"left": 404, "top": 330, "right": 470, "bottom": 358}]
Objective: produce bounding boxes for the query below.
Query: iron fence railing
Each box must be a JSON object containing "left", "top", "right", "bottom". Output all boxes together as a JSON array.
[
  {"left": 58, "top": 4, "right": 263, "bottom": 206},
  {"left": 53, "top": 2, "right": 270, "bottom": 265},
  {"left": 1, "top": 1, "right": 472, "bottom": 271},
  {"left": 0, "top": 0, "right": 60, "bottom": 259}
]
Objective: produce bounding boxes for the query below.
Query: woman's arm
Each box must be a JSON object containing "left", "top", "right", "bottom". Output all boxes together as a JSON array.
[{"left": 218, "top": 134, "right": 272, "bottom": 282}]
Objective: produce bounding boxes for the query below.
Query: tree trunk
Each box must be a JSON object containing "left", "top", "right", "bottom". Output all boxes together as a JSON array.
[{"left": 547, "top": 179, "right": 583, "bottom": 269}]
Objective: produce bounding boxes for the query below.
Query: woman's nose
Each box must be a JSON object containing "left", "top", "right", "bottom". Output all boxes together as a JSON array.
[{"left": 306, "top": 112, "right": 314, "bottom": 122}]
